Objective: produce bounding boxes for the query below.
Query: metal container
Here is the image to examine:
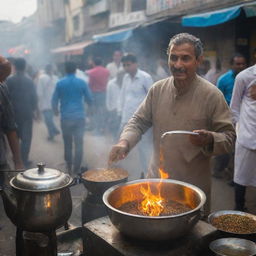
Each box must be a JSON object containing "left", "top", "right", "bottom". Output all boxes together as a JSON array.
[
  {"left": 103, "top": 179, "right": 206, "bottom": 241},
  {"left": 208, "top": 210, "right": 256, "bottom": 235},
  {"left": 209, "top": 238, "right": 256, "bottom": 256},
  {"left": 80, "top": 168, "right": 128, "bottom": 196},
  {"left": 2, "top": 163, "right": 73, "bottom": 232}
]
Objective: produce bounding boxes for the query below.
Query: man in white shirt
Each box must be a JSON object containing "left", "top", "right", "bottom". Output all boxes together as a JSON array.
[
  {"left": 118, "top": 54, "right": 153, "bottom": 175},
  {"left": 37, "top": 64, "right": 60, "bottom": 141},
  {"left": 106, "top": 70, "right": 124, "bottom": 139},
  {"left": 230, "top": 64, "right": 256, "bottom": 211},
  {"left": 106, "top": 50, "right": 123, "bottom": 79}
]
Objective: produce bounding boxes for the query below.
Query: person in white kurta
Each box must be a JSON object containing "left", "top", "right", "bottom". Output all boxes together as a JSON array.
[
  {"left": 106, "top": 50, "right": 123, "bottom": 79},
  {"left": 106, "top": 71, "right": 124, "bottom": 139},
  {"left": 118, "top": 54, "right": 154, "bottom": 175},
  {"left": 37, "top": 64, "right": 60, "bottom": 140},
  {"left": 230, "top": 64, "right": 256, "bottom": 211}
]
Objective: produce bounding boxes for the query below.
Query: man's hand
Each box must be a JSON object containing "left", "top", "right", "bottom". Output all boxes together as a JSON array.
[
  {"left": 189, "top": 129, "right": 213, "bottom": 147},
  {"left": 249, "top": 84, "right": 256, "bottom": 100},
  {"left": 108, "top": 140, "right": 129, "bottom": 166}
]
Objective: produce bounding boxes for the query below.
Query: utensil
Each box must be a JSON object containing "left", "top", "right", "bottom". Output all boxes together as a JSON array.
[
  {"left": 103, "top": 178, "right": 206, "bottom": 241},
  {"left": 161, "top": 130, "right": 199, "bottom": 139},
  {"left": 209, "top": 238, "right": 256, "bottom": 256},
  {"left": 208, "top": 210, "right": 256, "bottom": 235},
  {"left": 80, "top": 167, "right": 128, "bottom": 196},
  {"left": 1, "top": 163, "right": 73, "bottom": 232}
]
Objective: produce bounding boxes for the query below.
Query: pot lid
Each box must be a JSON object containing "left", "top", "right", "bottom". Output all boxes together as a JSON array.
[{"left": 10, "top": 163, "right": 72, "bottom": 191}]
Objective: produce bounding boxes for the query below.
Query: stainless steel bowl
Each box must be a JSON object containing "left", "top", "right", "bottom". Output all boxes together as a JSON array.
[
  {"left": 209, "top": 238, "right": 256, "bottom": 256},
  {"left": 81, "top": 168, "right": 128, "bottom": 196},
  {"left": 208, "top": 210, "right": 256, "bottom": 235},
  {"left": 103, "top": 179, "right": 206, "bottom": 241}
]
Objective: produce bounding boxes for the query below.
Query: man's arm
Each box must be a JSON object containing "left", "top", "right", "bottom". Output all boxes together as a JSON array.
[
  {"left": 6, "top": 131, "right": 23, "bottom": 169},
  {"left": 230, "top": 74, "right": 246, "bottom": 123},
  {"left": 82, "top": 80, "right": 93, "bottom": 106},
  {"left": 0, "top": 83, "right": 23, "bottom": 169},
  {"left": 51, "top": 83, "right": 59, "bottom": 115}
]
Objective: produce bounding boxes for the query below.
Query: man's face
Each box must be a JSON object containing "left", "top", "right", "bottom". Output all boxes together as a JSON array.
[
  {"left": 122, "top": 61, "right": 137, "bottom": 75},
  {"left": 168, "top": 43, "right": 202, "bottom": 82},
  {"left": 231, "top": 56, "right": 246, "bottom": 75},
  {"left": 113, "top": 51, "right": 122, "bottom": 63}
]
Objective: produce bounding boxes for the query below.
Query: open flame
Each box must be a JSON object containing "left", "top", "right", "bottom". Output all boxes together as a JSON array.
[
  {"left": 139, "top": 183, "right": 164, "bottom": 216},
  {"left": 138, "top": 145, "right": 169, "bottom": 216}
]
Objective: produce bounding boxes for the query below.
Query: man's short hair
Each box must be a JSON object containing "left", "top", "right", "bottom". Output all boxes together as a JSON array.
[
  {"left": 167, "top": 33, "right": 203, "bottom": 59},
  {"left": 230, "top": 53, "right": 246, "bottom": 65},
  {"left": 93, "top": 57, "right": 102, "bottom": 66},
  {"left": 14, "top": 58, "right": 26, "bottom": 71},
  {"left": 65, "top": 62, "right": 76, "bottom": 74},
  {"left": 121, "top": 53, "right": 137, "bottom": 63}
]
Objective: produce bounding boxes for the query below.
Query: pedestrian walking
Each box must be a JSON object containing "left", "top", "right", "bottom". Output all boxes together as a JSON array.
[
  {"left": 52, "top": 62, "right": 93, "bottom": 176},
  {"left": 37, "top": 64, "right": 60, "bottom": 141},
  {"left": 106, "top": 70, "right": 125, "bottom": 140},
  {"left": 86, "top": 57, "right": 109, "bottom": 134},
  {"left": 6, "top": 58, "right": 38, "bottom": 168},
  {"left": 118, "top": 53, "right": 154, "bottom": 175},
  {"left": 0, "top": 56, "right": 23, "bottom": 187}
]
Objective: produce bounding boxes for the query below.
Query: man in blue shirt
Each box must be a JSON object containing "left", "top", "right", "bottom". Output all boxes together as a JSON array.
[
  {"left": 52, "top": 62, "right": 93, "bottom": 176},
  {"left": 213, "top": 53, "right": 246, "bottom": 180},
  {"left": 217, "top": 53, "right": 246, "bottom": 105}
]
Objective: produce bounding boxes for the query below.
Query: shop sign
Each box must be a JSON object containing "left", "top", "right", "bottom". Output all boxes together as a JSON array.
[
  {"left": 146, "top": 0, "right": 189, "bottom": 15},
  {"left": 109, "top": 11, "right": 146, "bottom": 28}
]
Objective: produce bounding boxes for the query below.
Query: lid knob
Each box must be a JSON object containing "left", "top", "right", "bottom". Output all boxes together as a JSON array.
[{"left": 37, "top": 162, "right": 45, "bottom": 174}]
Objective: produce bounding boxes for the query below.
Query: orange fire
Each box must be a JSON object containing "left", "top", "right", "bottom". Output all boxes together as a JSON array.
[
  {"left": 139, "top": 183, "right": 164, "bottom": 216},
  {"left": 138, "top": 146, "right": 169, "bottom": 216}
]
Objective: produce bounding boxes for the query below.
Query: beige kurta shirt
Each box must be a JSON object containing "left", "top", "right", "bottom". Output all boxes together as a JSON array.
[{"left": 120, "top": 75, "right": 235, "bottom": 214}]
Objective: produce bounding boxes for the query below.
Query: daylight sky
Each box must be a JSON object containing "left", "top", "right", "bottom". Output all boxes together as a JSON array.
[{"left": 0, "top": 0, "right": 37, "bottom": 23}]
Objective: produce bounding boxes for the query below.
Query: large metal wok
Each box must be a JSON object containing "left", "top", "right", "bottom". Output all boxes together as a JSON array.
[{"left": 103, "top": 179, "right": 206, "bottom": 241}]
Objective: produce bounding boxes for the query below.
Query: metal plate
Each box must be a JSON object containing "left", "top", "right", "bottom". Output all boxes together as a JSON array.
[
  {"left": 161, "top": 130, "right": 199, "bottom": 138},
  {"left": 208, "top": 210, "right": 256, "bottom": 235},
  {"left": 209, "top": 238, "right": 256, "bottom": 256}
]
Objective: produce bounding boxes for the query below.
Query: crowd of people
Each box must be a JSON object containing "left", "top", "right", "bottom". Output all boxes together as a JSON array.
[{"left": 0, "top": 32, "right": 255, "bottom": 215}]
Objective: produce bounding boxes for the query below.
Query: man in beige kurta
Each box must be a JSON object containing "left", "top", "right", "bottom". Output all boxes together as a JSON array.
[{"left": 108, "top": 33, "right": 235, "bottom": 214}]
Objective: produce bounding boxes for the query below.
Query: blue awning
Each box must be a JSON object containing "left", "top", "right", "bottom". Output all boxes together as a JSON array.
[
  {"left": 93, "top": 28, "right": 133, "bottom": 43},
  {"left": 182, "top": 5, "right": 242, "bottom": 27}
]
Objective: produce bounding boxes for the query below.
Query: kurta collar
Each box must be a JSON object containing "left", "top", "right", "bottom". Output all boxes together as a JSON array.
[{"left": 172, "top": 75, "right": 198, "bottom": 97}]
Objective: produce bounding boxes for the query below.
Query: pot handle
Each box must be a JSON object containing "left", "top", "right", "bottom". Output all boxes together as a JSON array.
[{"left": 68, "top": 177, "right": 79, "bottom": 187}]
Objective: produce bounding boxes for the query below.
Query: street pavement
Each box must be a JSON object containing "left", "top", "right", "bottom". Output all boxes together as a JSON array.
[{"left": 1, "top": 119, "right": 256, "bottom": 255}]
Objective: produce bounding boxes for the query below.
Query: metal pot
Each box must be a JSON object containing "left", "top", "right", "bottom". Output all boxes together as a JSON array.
[
  {"left": 103, "top": 179, "right": 206, "bottom": 241},
  {"left": 80, "top": 168, "right": 128, "bottom": 196},
  {"left": 1, "top": 163, "right": 73, "bottom": 232}
]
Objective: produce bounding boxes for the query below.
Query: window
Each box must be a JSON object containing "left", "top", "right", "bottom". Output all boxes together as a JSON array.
[
  {"left": 113, "top": 0, "right": 124, "bottom": 13},
  {"left": 73, "top": 15, "right": 80, "bottom": 31},
  {"left": 131, "top": 0, "right": 146, "bottom": 12}
]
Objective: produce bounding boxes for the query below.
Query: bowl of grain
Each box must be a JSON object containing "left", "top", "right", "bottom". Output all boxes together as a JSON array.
[
  {"left": 208, "top": 210, "right": 256, "bottom": 235},
  {"left": 81, "top": 167, "right": 128, "bottom": 195}
]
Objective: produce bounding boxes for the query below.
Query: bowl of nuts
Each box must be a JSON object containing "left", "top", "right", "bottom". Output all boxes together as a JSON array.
[{"left": 208, "top": 210, "right": 256, "bottom": 235}]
